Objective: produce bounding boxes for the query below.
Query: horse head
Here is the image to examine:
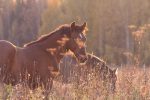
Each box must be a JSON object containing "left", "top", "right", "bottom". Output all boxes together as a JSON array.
[
  {"left": 106, "top": 68, "right": 118, "bottom": 93},
  {"left": 66, "top": 22, "right": 88, "bottom": 63}
]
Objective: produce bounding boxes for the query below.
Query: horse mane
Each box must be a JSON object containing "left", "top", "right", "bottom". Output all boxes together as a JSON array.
[
  {"left": 87, "top": 53, "right": 106, "bottom": 64},
  {"left": 24, "top": 24, "right": 71, "bottom": 47}
]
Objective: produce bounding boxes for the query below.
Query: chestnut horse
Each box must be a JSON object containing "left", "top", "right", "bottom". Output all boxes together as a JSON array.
[
  {"left": 0, "top": 22, "right": 88, "bottom": 99},
  {"left": 59, "top": 53, "right": 117, "bottom": 92}
]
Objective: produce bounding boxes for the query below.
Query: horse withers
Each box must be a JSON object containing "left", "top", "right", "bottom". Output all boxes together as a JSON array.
[{"left": 0, "top": 22, "right": 88, "bottom": 99}]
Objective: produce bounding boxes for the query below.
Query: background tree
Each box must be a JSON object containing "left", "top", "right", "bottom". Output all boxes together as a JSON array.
[
  {"left": 11, "top": 0, "right": 44, "bottom": 46},
  {"left": 0, "top": 0, "right": 150, "bottom": 66}
]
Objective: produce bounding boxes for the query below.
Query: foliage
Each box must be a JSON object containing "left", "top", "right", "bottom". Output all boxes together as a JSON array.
[{"left": 0, "top": 0, "right": 150, "bottom": 64}]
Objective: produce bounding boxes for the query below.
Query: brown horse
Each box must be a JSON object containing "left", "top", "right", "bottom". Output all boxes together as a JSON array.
[
  {"left": 59, "top": 53, "right": 117, "bottom": 92},
  {"left": 0, "top": 22, "right": 88, "bottom": 98}
]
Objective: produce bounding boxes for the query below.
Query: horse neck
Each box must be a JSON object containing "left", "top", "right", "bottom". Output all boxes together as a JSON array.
[
  {"left": 37, "top": 33, "right": 69, "bottom": 61},
  {"left": 101, "top": 64, "right": 110, "bottom": 74},
  {"left": 39, "top": 36, "right": 59, "bottom": 48},
  {"left": 105, "top": 66, "right": 112, "bottom": 76}
]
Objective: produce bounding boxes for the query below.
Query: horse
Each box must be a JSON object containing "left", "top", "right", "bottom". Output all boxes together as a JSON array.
[
  {"left": 0, "top": 22, "right": 88, "bottom": 99},
  {"left": 59, "top": 53, "right": 117, "bottom": 92}
]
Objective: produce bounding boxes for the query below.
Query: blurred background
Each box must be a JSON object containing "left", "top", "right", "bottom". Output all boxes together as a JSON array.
[{"left": 0, "top": 0, "right": 150, "bottom": 66}]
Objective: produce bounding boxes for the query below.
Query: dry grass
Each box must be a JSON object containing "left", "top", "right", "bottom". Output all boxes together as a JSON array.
[{"left": 0, "top": 66, "right": 150, "bottom": 100}]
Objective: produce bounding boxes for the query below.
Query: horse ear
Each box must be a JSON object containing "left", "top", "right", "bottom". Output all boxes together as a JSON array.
[
  {"left": 82, "top": 22, "right": 87, "bottom": 29},
  {"left": 71, "top": 22, "right": 75, "bottom": 29},
  {"left": 80, "top": 22, "right": 87, "bottom": 32},
  {"left": 113, "top": 68, "right": 118, "bottom": 75}
]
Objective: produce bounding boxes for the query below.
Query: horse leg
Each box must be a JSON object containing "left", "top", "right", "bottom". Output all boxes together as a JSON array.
[
  {"left": 0, "top": 82, "right": 5, "bottom": 99},
  {"left": 42, "top": 78, "right": 53, "bottom": 100},
  {"left": 0, "top": 82, "right": 9, "bottom": 100},
  {"left": 50, "top": 56, "right": 60, "bottom": 76},
  {"left": 0, "top": 65, "right": 10, "bottom": 100},
  {"left": 43, "top": 90, "right": 50, "bottom": 100},
  {"left": 46, "top": 51, "right": 60, "bottom": 76},
  {"left": 52, "top": 57, "right": 59, "bottom": 72}
]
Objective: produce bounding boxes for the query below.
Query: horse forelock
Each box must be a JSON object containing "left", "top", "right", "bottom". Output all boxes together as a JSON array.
[{"left": 24, "top": 24, "right": 71, "bottom": 47}]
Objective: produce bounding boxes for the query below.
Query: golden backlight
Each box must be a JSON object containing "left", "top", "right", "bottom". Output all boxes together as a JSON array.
[{"left": 47, "top": 0, "right": 62, "bottom": 7}]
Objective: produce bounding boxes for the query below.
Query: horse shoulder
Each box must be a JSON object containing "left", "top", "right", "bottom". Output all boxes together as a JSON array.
[{"left": 23, "top": 47, "right": 52, "bottom": 73}]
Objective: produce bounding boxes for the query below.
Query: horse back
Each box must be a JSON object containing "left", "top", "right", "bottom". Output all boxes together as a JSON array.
[{"left": 0, "top": 40, "right": 16, "bottom": 66}]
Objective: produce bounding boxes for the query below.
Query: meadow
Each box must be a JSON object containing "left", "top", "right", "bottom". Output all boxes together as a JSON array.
[
  {"left": 0, "top": 0, "right": 150, "bottom": 100},
  {"left": 0, "top": 66, "right": 150, "bottom": 100}
]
